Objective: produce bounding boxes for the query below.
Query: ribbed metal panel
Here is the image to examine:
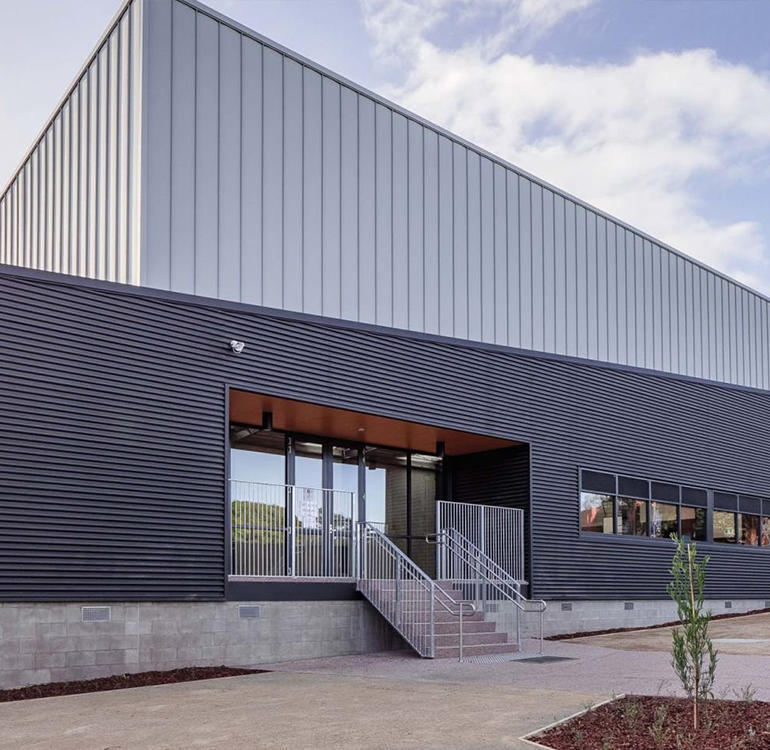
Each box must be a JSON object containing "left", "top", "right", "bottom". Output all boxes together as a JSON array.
[
  {"left": 3, "top": 267, "right": 770, "bottom": 601},
  {"left": 132, "top": 0, "right": 770, "bottom": 391},
  {"left": 0, "top": 0, "right": 142, "bottom": 285}
]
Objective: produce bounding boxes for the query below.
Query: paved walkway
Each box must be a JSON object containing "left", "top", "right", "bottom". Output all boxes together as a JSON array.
[
  {"left": 3, "top": 627, "right": 770, "bottom": 749},
  {"left": 0, "top": 669, "right": 600, "bottom": 750}
]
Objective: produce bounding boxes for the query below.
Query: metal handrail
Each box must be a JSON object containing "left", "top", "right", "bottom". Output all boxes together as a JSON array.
[
  {"left": 430, "top": 527, "right": 547, "bottom": 653},
  {"left": 358, "top": 522, "right": 475, "bottom": 660}
]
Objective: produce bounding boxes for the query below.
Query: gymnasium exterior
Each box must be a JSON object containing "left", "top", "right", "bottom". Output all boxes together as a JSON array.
[{"left": 1, "top": 0, "right": 769, "bottom": 688}]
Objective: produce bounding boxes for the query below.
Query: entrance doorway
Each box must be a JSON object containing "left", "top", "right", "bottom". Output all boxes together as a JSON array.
[{"left": 229, "top": 427, "right": 444, "bottom": 578}]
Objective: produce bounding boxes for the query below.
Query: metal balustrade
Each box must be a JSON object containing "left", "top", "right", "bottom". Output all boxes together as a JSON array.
[
  {"left": 434, "top": 526, "right": 547, "bottom": 653},
  {"left": 437, "top": 500, "right": 525, "bottom": 582},
  {"left": 357, "top": 522, "right": 476, "bottom": 659},
  {"left": 230, "top": 480, "right": 355, "bottom": 578}
]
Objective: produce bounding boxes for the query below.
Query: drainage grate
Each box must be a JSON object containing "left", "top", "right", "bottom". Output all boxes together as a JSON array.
[
  {"left": 239, "top": 605, "right": 261, "bottom": 619},
  {"left": 462, "top": 653, "right": 576, "bottom": 665},
  {"left": 81, "top": 606, "right": 111, "bottom": 623}
]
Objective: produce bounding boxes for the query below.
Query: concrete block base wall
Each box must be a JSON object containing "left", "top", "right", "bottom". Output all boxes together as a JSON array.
[
  {"left": 532, "top": 598, "right": 770, "bottom": 638},
  {"left": 0, "top": 601, "right": 402, "bottom": 690}
]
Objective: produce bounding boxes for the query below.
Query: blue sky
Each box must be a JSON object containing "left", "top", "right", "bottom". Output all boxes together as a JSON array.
[{"left": 2, "top": 0, "right": 769, "bottom": 292}]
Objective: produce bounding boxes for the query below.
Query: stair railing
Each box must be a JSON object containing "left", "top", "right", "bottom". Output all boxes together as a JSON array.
[
  {"left": 431, "top": 527, "right": 548, "bottom": 654},
  {"left": 357, "top": 522, "right": 475, "bottom": 659}
]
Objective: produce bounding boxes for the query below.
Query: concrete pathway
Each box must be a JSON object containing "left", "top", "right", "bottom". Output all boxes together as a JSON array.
[
  {"left": 0, "top": 669, "right": 600, "bottom": 750},
  {"left": 263, "top": 637, "right": 770, "bottom": 701}
]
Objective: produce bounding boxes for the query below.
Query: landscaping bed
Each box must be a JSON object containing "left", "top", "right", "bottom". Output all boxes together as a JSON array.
[
  {"left": 547, "top": 607, "right": 770, "bottom": 641},
  {"left": 0, "top": 666, "right": 267, "bottom": 703},
  {"left": 531, "top": 695, "right": 770, "bottom": 749}
]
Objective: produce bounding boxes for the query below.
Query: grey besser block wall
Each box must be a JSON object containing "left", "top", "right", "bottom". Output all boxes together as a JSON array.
[{"left": 3, "top": 267, "right": 770, "bottom": 601}]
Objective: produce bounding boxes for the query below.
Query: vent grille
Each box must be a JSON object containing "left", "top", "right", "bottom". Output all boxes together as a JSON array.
[
  {"left": 725, "top": 601, "right": 732, "bottom": 609},
  {"left": 81, "top": 606, "right": 111, "bottom": 622},
  {"left": 560, "top": 602, "right": 572, "bottom": 611},
  {"left": 239, "top": 605, "right": 260, "bottom": 619},
  {"left": 624, "top": 602, "right": 634, "bottom": 611}
]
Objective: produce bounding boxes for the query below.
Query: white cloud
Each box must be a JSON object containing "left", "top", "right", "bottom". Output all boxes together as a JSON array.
[{"left": 361, "top": 0, "right": 770, "bottom": 293}]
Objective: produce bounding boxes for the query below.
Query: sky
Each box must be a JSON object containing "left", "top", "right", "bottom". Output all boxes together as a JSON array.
[{"left": 1, "top": 0, "right": 770, "bottom": 293}]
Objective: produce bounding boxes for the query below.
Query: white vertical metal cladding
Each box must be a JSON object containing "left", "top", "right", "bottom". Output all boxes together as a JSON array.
[
  {"left": 138, "top": 0, "right": 770, "bottom": 390},
  {"left": 0, "top": 0, "right": 143, "bottom": 285}
]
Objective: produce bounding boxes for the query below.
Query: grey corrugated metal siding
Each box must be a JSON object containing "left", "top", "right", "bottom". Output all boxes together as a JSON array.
[
  {"left": 137, "top": 0, "right": 770, "bottom": 390},
  {"left": 451, "top": 446, "right": 531, "bottom": 582},
  {"left": 3, "top": 267, "right": 770, "bottom": 601},
  {"left": 0, "top": 0, "right": 142, "bottom": 285}
]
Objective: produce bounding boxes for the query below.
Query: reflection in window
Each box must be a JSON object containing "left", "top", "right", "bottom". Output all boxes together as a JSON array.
[
  {"left": 713, "top": 511, "right": 736, "bottom": 544},
  {"left": 738, "top": 514, "right": 760, "bottom": 546},
  {"left": 364, "top": 447, "right": 407, "bottom": 539},
  {"left": 230, "top": 429, "right": 286, "bottom": 485},
  {"left": 580, "top": 492, "right": 614, "bottom": 534},
  {"left": 618, "top": 498, "right": 646, "bottom": 536},
  {"left": 680, "top": 506, "right": 706, "bottom": 542},
  {"left": 650, "top": 502, "right": 678, "bottom": 539},
  {"left": 763, "top": 517, "right": 770, "bottom": 547}
]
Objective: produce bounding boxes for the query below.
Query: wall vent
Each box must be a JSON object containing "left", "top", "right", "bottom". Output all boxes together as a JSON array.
[
  {"left": 81, "top": 606, "right": 111, "bottom": 623},
  {"left": 724, "top": 601, "right": 732, "bottom": 609},
  {"left": 239, "top": 605, "right": 261, "bottom": 619},
  {"left": 560, "top": 602, "right": 572, "bottom": 611},
  {"left": 765, "top": 600, "right": 770, "bottom": 609},
  {"left": 624, "top": 602, "right": 634, "bottom": 611}
]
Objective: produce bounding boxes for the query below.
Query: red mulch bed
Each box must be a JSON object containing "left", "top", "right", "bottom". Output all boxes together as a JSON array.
[
  {"left": 533, "top": 695, "right": 770, "bottom": 749},
  {"left": 0, "top": 666, "right": 267, "bottom": 703},
  {"left": 547, "top": 607, "right": 770, "bottom": 641}
]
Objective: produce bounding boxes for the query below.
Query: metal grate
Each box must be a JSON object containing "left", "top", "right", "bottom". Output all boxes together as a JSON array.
[
  {"left": 81, "top": 606, "right": 111, "bottom": 622},
  {"left": 624, "top": 602, "right": 634, "bottom": 611},
  {"left": 239, "top": 605, "right": 261, "bottom": 619}
]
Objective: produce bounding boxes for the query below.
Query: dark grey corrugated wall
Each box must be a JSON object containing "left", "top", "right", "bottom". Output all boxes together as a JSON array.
[{"left": 2, "top": 268, "right": 770, "bottom": 601}]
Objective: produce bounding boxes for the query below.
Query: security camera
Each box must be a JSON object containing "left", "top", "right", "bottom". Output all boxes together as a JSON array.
[{"left": 229, "top": 340, "right": 246, "bottom": 354}]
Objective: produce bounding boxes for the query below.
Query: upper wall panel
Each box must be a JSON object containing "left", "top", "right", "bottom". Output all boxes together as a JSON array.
[
  {"left": 141, "top": 0, "right": 770, "bottom": 391},
  {"left": 0, "top": 0, "right": 143, "bottom": 286}
]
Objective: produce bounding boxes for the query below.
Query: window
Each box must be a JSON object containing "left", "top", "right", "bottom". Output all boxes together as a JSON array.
[
  {"left": 713, "top": 511, "right": 736, "bottom": 544},
  {"left": 680, "top": 506, "right": 706, "bottom": 542},
  {"left": 763, "top": 517, "right": 770, "bottom": 547},
  {"left": 580, "top": 492, "right": 615, "bottom": 534},
  {"left": 738, "top": 514, "right": 760, "bottom": 546},
  {"left": 650, "top": 501, "right": 678, "bottom": 539},
  {"left": 618, "top": 497, "right": 646, "bottom": 536}
]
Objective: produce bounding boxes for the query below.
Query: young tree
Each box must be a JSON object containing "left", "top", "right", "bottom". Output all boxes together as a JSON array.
[{"left": 667, "top": 535, "right": 718, "bottom": 730}]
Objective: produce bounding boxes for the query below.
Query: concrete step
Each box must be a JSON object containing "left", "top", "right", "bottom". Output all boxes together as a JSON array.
[
  {"left": 434, "top": 631, "right": 509, "bottom": 648},
  {"left": 433, "top": 620, "right": 496, "bottom": 635},
  {"left": 434, "top": 642, "right": 519, "bottom": 659}
]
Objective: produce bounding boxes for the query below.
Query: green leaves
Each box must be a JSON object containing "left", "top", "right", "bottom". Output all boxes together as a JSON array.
[{"left": 667, "top": 535, "right": 718, "bottom": 730}]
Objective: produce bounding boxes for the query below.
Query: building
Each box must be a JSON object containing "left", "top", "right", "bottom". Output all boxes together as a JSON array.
[{"left": 1, "top": 0, "right": 769, "bottom": 688}]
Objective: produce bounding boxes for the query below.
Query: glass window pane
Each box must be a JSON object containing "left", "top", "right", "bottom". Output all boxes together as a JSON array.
[
  {"left": 230, "top": 429, "right": 286, "bottom": 485},
  {"left": 713, "top": 511, "right": 736, "bottom": 544},
  {"left": 364, "top": 447, "right": 407, "bottom": 540},
  {"left": 681, "top": 506, "right": 706, "bottom": 542},
  {"left": 763, "top": 517, "right": 770, "bottom": 547},
  {"left": 580, "top": 492, "right": 615, "bottom": 534},
  {"left": 618, "top": 497, "right": 646, "bottom": 536},
  {"left": 738, "top": 514, "right": 760, "bottom": 545},
  {"left": 295, "top": 441, "right": 323, "bottom": 489},
  {"left": 650, "top": 501, "right": 678, "bottom": 539}
]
